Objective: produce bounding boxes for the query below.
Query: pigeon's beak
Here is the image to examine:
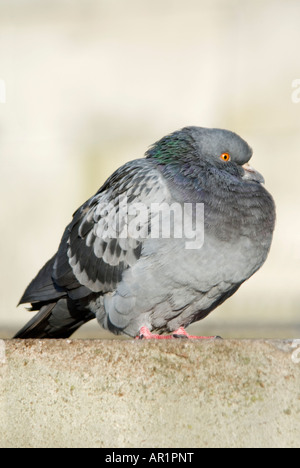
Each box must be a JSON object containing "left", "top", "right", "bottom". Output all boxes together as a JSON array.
[{"left": 242, "top": 163, "right": 265, "bottom": 184}]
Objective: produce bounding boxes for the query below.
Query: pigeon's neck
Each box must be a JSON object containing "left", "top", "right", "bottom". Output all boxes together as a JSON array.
[
  {"left": 145, "top": 130, "right": 196, "bottom": 165},
  {"left": 145, "top": 132, "right": 205, "bottom": 197},
  {"left": 153, "top": 159, "right": 207, "bottom": 203}
]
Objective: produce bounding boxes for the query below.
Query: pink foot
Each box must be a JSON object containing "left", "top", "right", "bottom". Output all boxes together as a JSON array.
[
  {"left": 172, "top": 327, "right": 216, "bottom": 340},
  {"left": 136, "top": 326, "right": 218, "bottom": 340},
  {"left": 136, "top": 327, "right": 174, "bottom": 340}
]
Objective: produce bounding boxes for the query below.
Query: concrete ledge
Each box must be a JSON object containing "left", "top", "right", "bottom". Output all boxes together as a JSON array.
[{"left": 0, "top": 339, "right": 299, "bottom": 448}]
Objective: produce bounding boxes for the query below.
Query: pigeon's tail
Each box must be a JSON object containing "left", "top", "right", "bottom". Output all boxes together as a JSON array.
[
  {"left": 14, "top": 299, "right": 95, "bottom": 338},
  {"left": 15, "top": 253, "right": 95, "bottom": 338}
]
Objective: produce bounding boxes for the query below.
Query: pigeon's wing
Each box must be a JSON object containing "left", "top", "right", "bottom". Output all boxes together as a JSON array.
[{"left": 53, "top": 160, "right": 171, "bottom": 298}]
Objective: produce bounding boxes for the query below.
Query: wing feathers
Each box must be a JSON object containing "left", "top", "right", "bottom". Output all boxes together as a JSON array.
[{"left": 53, "top": 160, "right": 171, "bottom": 296}]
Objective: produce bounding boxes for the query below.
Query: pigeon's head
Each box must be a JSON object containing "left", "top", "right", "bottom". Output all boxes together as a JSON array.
[{"left": 146, "top": 126, "right": 264, "bottom": 184}]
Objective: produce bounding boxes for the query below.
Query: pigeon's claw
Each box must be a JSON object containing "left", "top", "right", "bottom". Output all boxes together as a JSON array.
[
  {"left": 136, "top": 326, "right": 219, "bottom": 340},
  {"left": 136, "top": 327, "right": 173, "bottom": 340},
  {"left": 172, "top": 327, "right": 217, "bottom": 339}
]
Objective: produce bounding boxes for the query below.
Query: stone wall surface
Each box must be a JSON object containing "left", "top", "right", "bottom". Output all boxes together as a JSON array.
[{"left": 0, "top": 339, "right": 299, "bottom": 448}]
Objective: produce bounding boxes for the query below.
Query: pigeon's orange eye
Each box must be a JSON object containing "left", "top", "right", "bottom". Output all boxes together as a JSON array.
[{"left": 220, "top": 152, "right": 231, "bottom": 162}]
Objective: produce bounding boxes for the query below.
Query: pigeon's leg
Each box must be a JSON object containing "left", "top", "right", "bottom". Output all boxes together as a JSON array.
[
  {"left": 137, "top": 327, "right": 174, "bottom": 340},
  {"left": 136, "top": 326, "right": 218, "bottom": 340}
]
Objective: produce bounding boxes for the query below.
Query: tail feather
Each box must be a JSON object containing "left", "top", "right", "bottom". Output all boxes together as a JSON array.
[
  {"left": 14, "top": 299, "right": 95, "bottom": 338},
  {"left": 14, "top": 303, "right": 57, "bottom": 338},
  {"left": 16, "top": 251, "right": 96, "bottom": 339},
  {"left": 18, "top": 254, "right": 64, "bottom": 306}
]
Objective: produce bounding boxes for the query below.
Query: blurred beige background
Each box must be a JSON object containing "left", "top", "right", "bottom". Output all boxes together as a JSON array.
[{"left": 0, "top": 0, "right": 299, "bottom": 339}]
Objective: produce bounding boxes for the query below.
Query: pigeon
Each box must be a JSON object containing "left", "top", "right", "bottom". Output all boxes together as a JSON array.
[{"left": 15, "top": 126, "right": 276, "bottom": 339}]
